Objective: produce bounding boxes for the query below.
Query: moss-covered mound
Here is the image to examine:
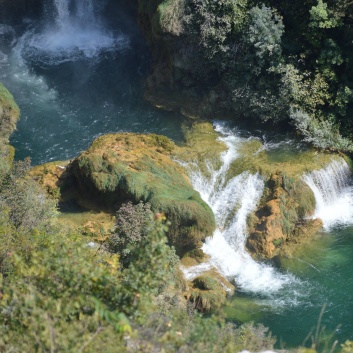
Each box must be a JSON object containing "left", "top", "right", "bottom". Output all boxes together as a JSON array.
[
  {"left": 0, "top": 82, "right": 20, "bottom": 176},
  {"left": 228, "top": 138, "right": 343, "bottom": 179},
  {"left": 69, "top": 133, "right": 215, "bottom": 255},
  {"left": 187, "top": 275, "right": 227, "bottom": 313}
]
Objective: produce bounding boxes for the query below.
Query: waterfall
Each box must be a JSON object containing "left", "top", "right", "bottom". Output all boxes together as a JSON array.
[
  {"left": 54, "top": 0, "right": 96, "bottom": 29},
  {"left": 183, "top": 122, "right": 295, "bottom": 294},
  {"left": 54, "top": 0, "right": 71, "bottom": 29},
  {"left": 303, "top": 158, "right": 353, "bottom": 229},
  {"left": 17, "top": 0, "right": 129, "bottom": 65}
]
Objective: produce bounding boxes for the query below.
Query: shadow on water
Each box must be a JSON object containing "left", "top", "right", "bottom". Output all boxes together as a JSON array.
[{"left": 0, "top": 0, "right": 185, "bottom": 165}]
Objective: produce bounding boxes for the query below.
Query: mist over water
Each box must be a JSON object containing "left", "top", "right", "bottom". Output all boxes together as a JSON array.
[{"left": 21, "top": 0, "right": 128, "bottom": 65}]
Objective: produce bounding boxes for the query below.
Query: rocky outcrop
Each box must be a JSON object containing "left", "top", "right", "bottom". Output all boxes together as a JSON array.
[
  {"left": 247, "top": 172, "right": 323, "bottom": 258},
  {"left": 136, "top": 0, "right": 231, "bottom": 119},
  {"left": 0, "top": 82, "right": 20, "bottom": 176},
  {"left": 39, "top": 133, "right": 215, "bottom": 256}
]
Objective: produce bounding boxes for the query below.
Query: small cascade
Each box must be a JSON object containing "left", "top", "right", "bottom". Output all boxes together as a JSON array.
[
  {"left": 303, "top": 158, "right": 353, "bottom": 229},
  {"left": 184, "top": 122, "right": 295, "bottom": 294},
  {"left": 17, "top": 0, "right": 128, "bottom": 64}
]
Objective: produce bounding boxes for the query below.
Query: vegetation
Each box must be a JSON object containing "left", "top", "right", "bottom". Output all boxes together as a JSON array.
[
  {"left": 188, "top": 275, "right": 227, "bottom": 312},
  {"left": 3, "top": 0, "right": 353, "bottom": 348},
  {"left": 139, "top": 0, "right": 353, "bottom": 153},
  {"left": 0, "top": 151, "right": 279, "bottom": 352}
]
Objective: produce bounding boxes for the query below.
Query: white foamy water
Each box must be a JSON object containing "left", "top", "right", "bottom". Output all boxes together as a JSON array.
[
  {"left": 18, "top": 0, "right": 129, "bottom": 64},
  {"left": 303, "top": 158, "right": 353, "bottom": 229},
  {"left": 183, "top": 122, "right": 296, "bottom": 294},
  {"left": 181, "top": 263, "right": 212, "bottom": 281}
]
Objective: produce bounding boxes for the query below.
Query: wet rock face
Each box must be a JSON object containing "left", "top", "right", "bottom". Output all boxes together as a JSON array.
[
  {"left": 247, "top": 172, "right": 322, "bottom": 258},
  {"left": 0, "top": 83, "right": 19, "bottom": 141},
  {"left": 0, "top": 82, "right": 20, "bottom": 175},
  {"left": 69, "top": 133, "right": 215, "bottom": 256}
]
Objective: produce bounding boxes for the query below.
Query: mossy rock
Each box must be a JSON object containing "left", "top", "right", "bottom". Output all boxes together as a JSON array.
[
  {"left": 228, "top": 140, "right": 343, "bottom": 180},
  {"left": 70, "top": 133, "right": 215, "bottom": 255},
  {"left": 30, "top": 161, "right": 73, "bottom": 200},
  {"left": 247, "top": 171, "right": 322, "bottom": 258},
  {"left": 0, "top": 82, "right": 20, "bottom": 141},
  {"left": 0, "top": 82, "right": 20, "bottom": 175},
  {"left": 0, "top": 142, "right": 15, "bottom": 177},
  {"left": 187, "top": 275, "right": 227, "bottom": 313}
]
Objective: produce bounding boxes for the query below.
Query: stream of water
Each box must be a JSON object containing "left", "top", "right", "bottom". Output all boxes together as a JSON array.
[{"left": 1, "top": 0, "right": 353, "bottom": 347}]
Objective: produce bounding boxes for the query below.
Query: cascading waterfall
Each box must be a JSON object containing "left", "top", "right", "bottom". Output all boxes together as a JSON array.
[
  {"left": 183, "top": 122, "right": 296, "bottom": 294},
  {"left": 17, "top": 0, "right": 128, "bottom": 64},
  {"left": 303, "top": 158, "right": 353, "bottom": 229}
]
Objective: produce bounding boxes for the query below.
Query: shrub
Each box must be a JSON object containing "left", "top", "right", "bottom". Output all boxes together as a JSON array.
[
  {"left": 290, "top": 108, "right": 353, "bottom": 152},
  {"left": 0, "top": 160, "right": 58, "bottom": 232},
  {"left": 107, "top": 201, "right": 156, "bottom": 267}
]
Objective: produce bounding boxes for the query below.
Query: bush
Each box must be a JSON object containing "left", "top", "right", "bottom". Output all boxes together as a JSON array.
[
  {"left": 0, "top": 159, "right": 58, "bottom": 232},
  {"left": 187, "top": 0, "right": 248, "bottom": 59},
  {"left": 290, "top": 108, "right": 353, "bottom": 152},
  {"left": 107, "top": 201, "right": 156, "bottom": 267},
  {"left": 245, "top": 5, "right": 284, "bottom": 69}
]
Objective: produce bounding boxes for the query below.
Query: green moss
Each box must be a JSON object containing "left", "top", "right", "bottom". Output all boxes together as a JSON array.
[
  {"left": 182, "top": 248, "right": 206, "bottom": 260},
  {"left": 0, "top": 83, "right": 20, "bottom": 176},
  {"left": 174, "top": 122, "right": 227, "bottom": 174},
  {"left": 192, "top": 275, "right": 219, "bottom": 291},
  {"left": 189, "top": 275, "right": 226, "bottom": 312},
  {"left": 273, "top": 238, "right": 284, "bottom": 247},
  {"left": 71, "top": 133, "right": 215, "bottom": 256},
  {"left": 0, "top": 82, "right": 20, "bottom": 141}
]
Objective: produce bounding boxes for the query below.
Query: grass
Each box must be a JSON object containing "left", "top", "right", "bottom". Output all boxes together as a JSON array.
[{"left": 188, "top": 275, "right": 228, "bottom": 312}]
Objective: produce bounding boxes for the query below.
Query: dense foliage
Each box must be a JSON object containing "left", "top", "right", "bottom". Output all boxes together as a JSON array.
[
  {"left": 0, "top": 155, "right": 278, "bottom": 352},
  {"left": 141, "top": 0, "right": 353, "bottom": 152}
]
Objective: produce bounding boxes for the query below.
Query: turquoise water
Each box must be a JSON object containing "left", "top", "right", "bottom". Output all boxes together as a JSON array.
[{"left": 227, "top": 228, "right": 353, "bottom": 347}]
